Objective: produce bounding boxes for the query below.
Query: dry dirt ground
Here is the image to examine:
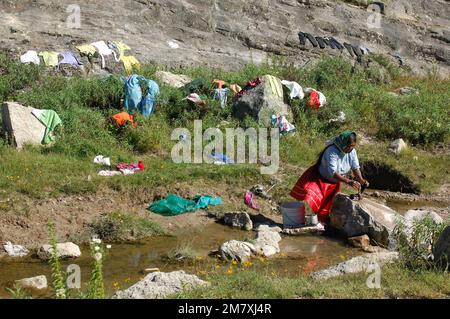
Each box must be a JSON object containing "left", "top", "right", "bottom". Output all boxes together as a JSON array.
[{"left": 1, "top": 181, "right": 449, "bottom": 249}]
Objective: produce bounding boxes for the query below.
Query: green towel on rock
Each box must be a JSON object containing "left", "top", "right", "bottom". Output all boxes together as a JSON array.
[{"left": 32, "top": 109, "right": 63, "bottom": 144}]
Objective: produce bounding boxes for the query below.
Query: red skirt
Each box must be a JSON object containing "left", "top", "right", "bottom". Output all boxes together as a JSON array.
[{"left": 290, "top": 165, "right": 341, "bottom": 222}]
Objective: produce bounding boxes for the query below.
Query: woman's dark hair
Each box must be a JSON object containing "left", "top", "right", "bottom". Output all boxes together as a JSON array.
[{"left": 315, "top": 133, "right": 357, "bottom": 168}]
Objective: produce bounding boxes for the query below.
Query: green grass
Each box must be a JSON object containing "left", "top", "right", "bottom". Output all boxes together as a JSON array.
[
  {"left": 0, "top": 53, "right": 449, "bottom": 200},
  {"left": 174, "top": 264, "right": 450, "bottom": 299},
  {"left": 89, "top": 211, "right": 166, "bottom": 242}
]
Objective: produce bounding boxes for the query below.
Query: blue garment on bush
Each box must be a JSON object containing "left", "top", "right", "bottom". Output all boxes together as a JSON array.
[
  {"left": 140, "top": 80, "right": 160, "bottom": 117},
  {"left": 124, "top": 74, "right": 144, "bottom": 114},
  {"left": 123, "top": 75, "right": 160, "bottom": 118}
]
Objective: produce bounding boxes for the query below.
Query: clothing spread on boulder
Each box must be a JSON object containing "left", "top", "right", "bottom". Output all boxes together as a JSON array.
[
  {"left": 76, "top": 44, "right": 97, "bottom": 57},
  {"left": 20, "top": 50, "right": 40, "bottom": 65},
  {"left": 281, "top": 80, "right": 304, "bottom": 99},
  {"left": 265, "top": 75, "right": 283, "bottom": 98},
  {"left": 148, "top": 194, "right": 222, "bottom": 216},
  {"left": 271, "top": 115, "right": 296, "bottom": 135},
  {"left": 315, "top": 36, "right": 326, "bottom": 49},
  {"left": 304, "top": 33, "right": 318, "bottom": 47},
  {"left": 121, "top": 55, "right": 140, "bottom": 74},
  {"left": 236, "top": 78, "right": 261, "bottom": 98},
  {"left": 111, "top": 112, "right": 136, "bottom": 127},
  {"left": 58, "top": 52, "right": 82, "bottom": 69},
  {"left": 39, "top": 51, "right": 59, "bottom": 67},
  {"left": 213, "top": 88, "right": 230, "bottom": 108},
  {"left": 111, "top": 40, "right": 131, "bottom": 60},
  {"left": 91, "top": 41, "right": 119, "bottom": 68},
  {"left": 31, "top": 109, "right": 62, "bottom": 144}
]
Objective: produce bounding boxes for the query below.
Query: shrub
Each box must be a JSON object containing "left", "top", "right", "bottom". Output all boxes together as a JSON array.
[{"left": 393, "top": 216, "right": 448, "bottom": 271}]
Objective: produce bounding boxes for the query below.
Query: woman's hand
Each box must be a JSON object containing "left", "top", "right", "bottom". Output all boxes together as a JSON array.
[{"left": 348, "top": 180, "right": 361, "bottom": 191}]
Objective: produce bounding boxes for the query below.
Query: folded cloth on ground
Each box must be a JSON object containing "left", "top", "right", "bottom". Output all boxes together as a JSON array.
[
  {"left": 148, "top": 194, "right": 222, "bottom": 216},
  {"left": 39, "top": 51, "right": 59, "bottom": 67},
  {"left": 31, "top": 109, "right": 62, "bottom": 144},
  {"left": 210, "top": 152, "right": 235, "bottom": 164},
  {"left": 281, "top": 80, "right": 304, "bottom": 99},
  {"left": 116, "top": 161, "right": 145, "bottom": 172},
  {"left": 20, "top": 50, "right": 40, "bottom": 65},
  {"left": 271, "top": 114, "right": 296, "bottom": 135},
  {"left": 94, "top": 155, "right": 111, "bottom": 167},
  {"left": 244, "top": 191, "right": 259, "bottom": 210}
]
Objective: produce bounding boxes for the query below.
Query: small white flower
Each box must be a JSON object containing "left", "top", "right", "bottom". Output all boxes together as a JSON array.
[
  {"left": 94, "top": 252, "right": 102, "bottom": 261},
  {"left": 106, "top": 245, "right": 112, "bottom": 249},
  {"left": 94, "top": 246, "right": 100, "bottom": 251},
  {"left": 92, "top": 238, "right": 101, "bottom": 244}
]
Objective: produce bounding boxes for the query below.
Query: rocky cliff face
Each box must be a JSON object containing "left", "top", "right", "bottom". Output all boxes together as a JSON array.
[{"left": 1, "top": 0, "right": 449, "bottom": 76}]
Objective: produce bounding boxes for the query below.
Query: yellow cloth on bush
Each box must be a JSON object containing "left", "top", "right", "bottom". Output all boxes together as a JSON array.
[{"left": 121, "top": 56, "right": 140, "bottom": 74}]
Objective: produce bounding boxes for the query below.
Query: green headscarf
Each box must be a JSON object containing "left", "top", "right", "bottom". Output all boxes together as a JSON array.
[{"left": 333, "top": 131, "right": 356, "bottom": 152}]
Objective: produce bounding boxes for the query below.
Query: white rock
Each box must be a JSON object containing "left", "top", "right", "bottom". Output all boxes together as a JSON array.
[
  {"left": 112, "top": 271, "right": 209, "bottom": 299},
  {"left": 389, "top": 138, "right": 407, "bottom": 154},
  {"left": 219, "top": 240, "right": 257, "bottom": 263},
  {"left": 37, "top": 242, "right": 81, "bottom": 260},
  {"left": 311, "top": 252, "right": 399, "bottom": 280},
  {"left": 15, "top": 275, "right": 48, "bottom": 290},
  {"left": 3, "top": 241, "right": 29, "bottom": 257},
  {"left": 154, "top": 71, "right": 192, "bottom": 88}
]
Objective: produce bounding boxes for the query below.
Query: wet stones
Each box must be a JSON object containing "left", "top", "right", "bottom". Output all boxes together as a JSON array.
[
  {"left": 223, "top": 212, "right": 253, "bottom": 231},
  {"left": 330, "top": 193, "right": 403, "bottom": 249},
  {"left": 37, "top": 242, "right": 81, "bottom": 260},
  {"left": 112, "top": 271, "right": 209, "bottom": 299},
  {"left": 15, "top": 275, "right": 48, "bottom": 290}
]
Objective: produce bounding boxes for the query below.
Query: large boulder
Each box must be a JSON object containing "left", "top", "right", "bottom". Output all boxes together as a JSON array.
[
  {"left": 15, "top": 275, "right": 48, "bottom": 290},
  {"left": 37, "top": 242, "right": 81, "bottom": 260},
  {"left": 434, "top": 226, "right": 450, "bottom": 267},
  {"left": 223, "top": 212, "right": 253, "bottom": 231},
  {"left": 311, "top": 252, "right": 399, "bottom": 280},
  {"left": 219, "top": 240, "right": 257, "bottom": 263},
  {"left": 3, "top": 241, "right": 29, "bottom": 257},
  {"left": 154, "top": 71, "right": 192, "bottom": 88},
  {"left": 112, "top": 271, "right": 209, "bottom": 299},
  {"left": 404, "top": 209, "right": 444, "bottom": 226},
  {"left": 330, "top": 194, "right": 403, "bottom": 249},
  {"left": 254, "top": 229, "right": 282, "bottom": 257},
  {"left": 232, "top": 75, "right": 292, "bottom": 126},
  {"left": 1, "top": 102, "right": 46, "bottom": 149}
]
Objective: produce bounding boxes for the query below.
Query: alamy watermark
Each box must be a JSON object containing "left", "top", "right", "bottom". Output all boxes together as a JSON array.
[
  {"left": 171, "top": 120, "right": 280, "bottom": 175},
  {"left": 66, "top": 4, "right": 81, "bottom": 29},
  {"left": 366, "top": 261, "right": 381, "bottom": 289}
]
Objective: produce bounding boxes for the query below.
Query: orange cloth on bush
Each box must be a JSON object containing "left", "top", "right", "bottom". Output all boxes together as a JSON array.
[{"left": 111, "top": 112, "right": 136, "bottom": 127}]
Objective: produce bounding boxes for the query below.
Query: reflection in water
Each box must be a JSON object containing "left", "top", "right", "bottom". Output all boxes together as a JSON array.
[{"left": 0, "top": 223, "right": 361, "bottom": 298}]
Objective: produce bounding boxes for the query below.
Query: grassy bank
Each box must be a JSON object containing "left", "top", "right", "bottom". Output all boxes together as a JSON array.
[
  {"left": 0, "top": 53, "right": 449, "bottom": 204},
  {"left": 175, "top": 264, "right": 450, "bottom": 299}
]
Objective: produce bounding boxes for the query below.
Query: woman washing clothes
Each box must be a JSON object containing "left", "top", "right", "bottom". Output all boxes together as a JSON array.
[{"left": 290, "top": 131, "right": 369, "bottom": 226}]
